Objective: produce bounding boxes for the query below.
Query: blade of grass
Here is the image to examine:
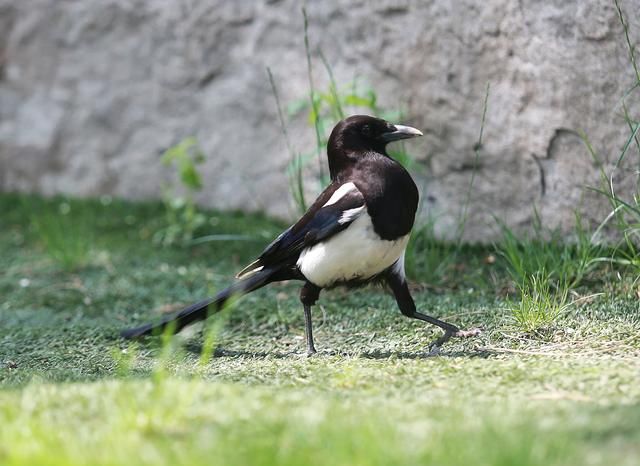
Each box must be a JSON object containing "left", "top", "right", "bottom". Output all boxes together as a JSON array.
[
  {"left": 319, "top": 49, "right": 345, "bottom": 120},
  {"left": 614, "top": 0, "right": 640, "bottom": 84},
  {"left": 455, "top": 81, "right": 490, "bottom": 245},
  {"left": 613, "top": 119, "right": 640, "bottom": 169},
  {"left": 267, "top": 67, "right": 307, "bottom": 213},
  {"left": 302, "top": 7, "right": 325, "bottom": 186}
]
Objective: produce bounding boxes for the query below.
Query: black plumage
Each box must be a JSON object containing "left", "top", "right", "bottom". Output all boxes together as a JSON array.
[{"left": 121, "top": 115, "right": 479, "bottom": 354}]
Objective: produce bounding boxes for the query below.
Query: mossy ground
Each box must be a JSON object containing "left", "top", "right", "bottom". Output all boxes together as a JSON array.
[{"left": 1, "top": 194, "right": 638, "bottom": 465}]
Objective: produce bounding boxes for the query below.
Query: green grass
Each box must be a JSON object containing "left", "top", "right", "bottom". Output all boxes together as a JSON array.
[
  {"left": 27, "top": 198, "right": 95, "bottom": 270},
  {"left": 1, "top": 193, "right": 639, "bottom": 465},
  {"left": 495, "top": 213, "right": 603, "bottom": 291},
  {"left": 580, "top": 0, "right": 640, "bottom": 277},
  {"left": 508, "top": 271, "right": 570, "bottom": 334}
]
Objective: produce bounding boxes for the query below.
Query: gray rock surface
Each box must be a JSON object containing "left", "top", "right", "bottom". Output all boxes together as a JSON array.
[{"left": 1, "top": 0, "right": 639, "bottom": 241}]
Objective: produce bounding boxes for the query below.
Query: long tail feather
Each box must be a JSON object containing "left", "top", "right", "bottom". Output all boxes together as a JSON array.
[{"left": 120, "top": 268, "right": 274, "bottom": 339}]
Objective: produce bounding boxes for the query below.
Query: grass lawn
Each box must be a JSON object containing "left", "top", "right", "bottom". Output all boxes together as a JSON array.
[{"left": 1, "top": 193, "right": 639, "bottom": 465}]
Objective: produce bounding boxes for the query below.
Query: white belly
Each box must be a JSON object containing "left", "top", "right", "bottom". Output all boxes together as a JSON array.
[{"left": 297, "top": 213, "right": 409, "bottom": 287}]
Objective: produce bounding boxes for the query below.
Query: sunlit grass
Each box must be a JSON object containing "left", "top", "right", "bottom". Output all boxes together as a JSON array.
[
  {"left": 1, "top": 379, "right": 639, "bottom": 466},
  {"left": 508, "top": 272, "right": 569, "bottom": 333}
]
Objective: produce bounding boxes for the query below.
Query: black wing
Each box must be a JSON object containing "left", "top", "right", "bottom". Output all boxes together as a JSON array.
[{"left": 237, "top": 182, "right": 366, "bottom": 278}]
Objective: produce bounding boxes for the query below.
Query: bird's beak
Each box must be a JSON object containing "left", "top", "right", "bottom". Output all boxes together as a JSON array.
[{"left": 380, "top": 124, "right": 424, "bottom": 142}]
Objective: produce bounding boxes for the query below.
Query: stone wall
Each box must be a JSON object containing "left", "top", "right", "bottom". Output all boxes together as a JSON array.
[{"left": 1, "top": 0, "right": 639, "bottom": 240}]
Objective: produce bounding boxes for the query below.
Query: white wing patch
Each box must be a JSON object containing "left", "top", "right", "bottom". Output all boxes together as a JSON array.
[
  {"left": 323, "top": 182, "right": 358, "bottom": 207},
  {"left": 338, "top": 205, "right": 366, "bottom": 224},
  {"left": 297, "top": 212, "right": 409, "bottom": 287}
]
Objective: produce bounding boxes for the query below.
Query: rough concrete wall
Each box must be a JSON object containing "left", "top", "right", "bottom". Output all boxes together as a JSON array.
[{"left": 0, "top": 0, "right": 639, "bottom": 241}]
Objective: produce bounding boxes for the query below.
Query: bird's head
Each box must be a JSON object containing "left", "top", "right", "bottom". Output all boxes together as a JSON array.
[{"left": 328, "top": 115, "right": 423, "bottom": 155}]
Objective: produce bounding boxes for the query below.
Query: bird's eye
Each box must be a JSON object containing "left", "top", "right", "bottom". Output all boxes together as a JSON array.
[{"left": 361, "top": 125, "right": 371, "bottom": 136}]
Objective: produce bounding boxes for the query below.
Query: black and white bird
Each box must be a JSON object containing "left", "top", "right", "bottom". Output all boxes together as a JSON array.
[{"left": 121, "top": 115, "right": 479, "bottom": 354}]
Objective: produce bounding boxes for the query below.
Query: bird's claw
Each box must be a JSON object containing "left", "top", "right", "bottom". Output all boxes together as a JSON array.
[
  {"left": 454, "top": 327, "right": 483, "bottom": 338},
  {"left": 427, "top": 329, "right": 455, "bottom": 355},
  {"left": 427, "top": 343, "right": 442, "bottom": 356},
  {"left": 427, "top": 327, "right": 482, "bottom": 355}
]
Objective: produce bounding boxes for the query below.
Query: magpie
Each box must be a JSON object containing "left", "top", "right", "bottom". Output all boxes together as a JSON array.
[{"left": 121, "top": 115, "right": 480, "bottom": 354}]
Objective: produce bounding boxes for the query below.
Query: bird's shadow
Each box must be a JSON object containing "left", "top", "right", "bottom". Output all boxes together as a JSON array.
[
  {"left": 184, "top": 343, "right": 489, "bottom": 360},
  {"left": 185, "top": 343, "right": 297, "bottom": 359},
  {"left": 358, "top": 349, "right": 491, "bottom": 359}
]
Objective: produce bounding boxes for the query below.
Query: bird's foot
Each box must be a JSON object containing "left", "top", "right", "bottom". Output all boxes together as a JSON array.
[
  {"left": 306, "top": 346, "right": 317, "bottom": 357},
  {"left": 454, "top": 327, "right": 483, "bottom": 338},
  {"left": 428, "top": 329, "right": 454, "bottom": 356},
  {"left": 428, "top": 327, "right": 482, "bottom": 356}
]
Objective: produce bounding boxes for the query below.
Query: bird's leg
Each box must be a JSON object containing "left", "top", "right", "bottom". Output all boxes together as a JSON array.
[
  {"left": 412, "top": 311, "right": 461, "bottom": 355},
  {"left": 303, "top": 303, "right": 316, "bottom": 356},
  {"left": 385, "top": 269, "right": 481, "bottom": 354},
  {"left": 299, "top": 282, "right": 322, "bottom": 356}
]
